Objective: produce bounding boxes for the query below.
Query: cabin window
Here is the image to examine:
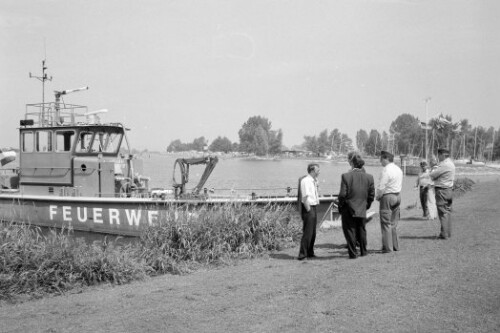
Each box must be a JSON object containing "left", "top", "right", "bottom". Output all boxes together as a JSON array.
[
  {"left": 76, "top": 131, "right": 93, "bottom": 153},
  {"left": 90, "top": 131, "right": 122, "bottom": 153},
  {"left": 22, "top": 132, "right": 34, "bottom": 152},
  {"left": 36, "top": 130, "right": 52, "bottom": 152},
  {"left": 55, "top": 130, "right": 75, "bottom": 152}
]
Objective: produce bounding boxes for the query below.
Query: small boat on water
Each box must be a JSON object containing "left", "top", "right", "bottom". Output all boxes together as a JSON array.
[{"left": 0, "top": 65, "right": 338, "bottom": 236}]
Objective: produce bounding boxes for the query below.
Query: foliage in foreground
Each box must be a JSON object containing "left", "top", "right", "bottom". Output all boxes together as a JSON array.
[
  {"left": 452, "top": 177, "right": 475, "bottom": 197},
  {"left": 0, "top": 204, "right": 301, "bottom": 301},
  {"left": 139, "top": 203, "right": 300, "bottom": 274}
]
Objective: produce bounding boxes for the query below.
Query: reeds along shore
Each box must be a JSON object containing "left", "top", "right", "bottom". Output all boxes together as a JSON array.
[
  {"left": 0, "top": 178, "right": 475, "bottom": 302},
  {"left": 0, "top": 203, "right": 301, "bottom": 301}
]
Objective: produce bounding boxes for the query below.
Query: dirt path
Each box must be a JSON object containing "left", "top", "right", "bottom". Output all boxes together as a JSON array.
[{"left": 1, "top": 180, "right": 500, "bottom": 333}]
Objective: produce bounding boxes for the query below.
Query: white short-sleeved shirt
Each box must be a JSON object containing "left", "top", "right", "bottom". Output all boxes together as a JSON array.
[
  {"left": 376, "top": 162, "right": 403, "bottom": 198},
  {"left": 301, "top": 174, "right": 319, "bottom": 206}
]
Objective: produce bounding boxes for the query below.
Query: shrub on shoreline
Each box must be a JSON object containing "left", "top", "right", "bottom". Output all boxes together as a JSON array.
[
  {"left": 0, "top": 203, "right": 301, "bottom": 301},
  {"left": 453, "top": 177, "right": 475, "bottom": 197}
]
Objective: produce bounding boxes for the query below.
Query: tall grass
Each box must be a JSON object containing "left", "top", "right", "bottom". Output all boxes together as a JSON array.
[
  {"left": 139, "top": 203, "right": 301, "bottom": 274},
  {"left": 0, "top": 224, "right": 147, "bottom": 301},
  {"left": 0, "top": 203, "right": 301, "bottom": 301}
]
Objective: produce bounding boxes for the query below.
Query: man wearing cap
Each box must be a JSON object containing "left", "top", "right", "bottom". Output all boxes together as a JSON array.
[
  {"left": 376, "top": 150, "right": 403, "bottom": 253},
  {"left": 430, "top": 148, "right": 455, "bottom": 239}
]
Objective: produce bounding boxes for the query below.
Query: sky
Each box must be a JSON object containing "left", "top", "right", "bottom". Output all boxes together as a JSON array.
[{"left": 1, "top": 0, "right": 499, "bottom": 151}]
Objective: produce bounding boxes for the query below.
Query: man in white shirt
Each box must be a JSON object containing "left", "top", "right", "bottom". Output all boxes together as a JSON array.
[
  {"left": 297, "top": 163, "right": 320, "bottom": 260},
  {"left": 376, "top": 151, "right": 403, "bottom": 253},
  {"left": 430, "top": 147, "right": 456, "bottom": 239}
]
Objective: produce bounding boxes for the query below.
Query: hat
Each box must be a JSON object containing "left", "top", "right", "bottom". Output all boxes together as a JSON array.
[
  {"left": 420, "top": 161, "right": 428, "bottom": 167},
  {"left": 380, "top": 150, "right": 394, "bottom": 159},
  {"left": 437, "top": 148, "right": 450, "bottom": 155}
]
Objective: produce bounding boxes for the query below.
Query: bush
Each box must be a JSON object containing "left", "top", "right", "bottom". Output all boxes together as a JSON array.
[{"left": 453, "top": 177, "right": 475, "bottom": 197}]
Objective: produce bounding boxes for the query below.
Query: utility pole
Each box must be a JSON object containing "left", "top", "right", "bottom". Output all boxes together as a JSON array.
[
  {"left": 424, "top": 97, "right": 431, "bottom": 160},
  {"left": 491, "top": 129, "right": 496, "bottom": 162},
  {"left": 463, "top": 134, "right": 466, "bottom": 160},
  {"left": 473, "top": 127, "right": 478, "bottom": 160}
]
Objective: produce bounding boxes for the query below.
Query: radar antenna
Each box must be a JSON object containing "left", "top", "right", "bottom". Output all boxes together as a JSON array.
[
  {"left": 29, "top": 59, "right": 52, "bottom": 122},
  {"left": 84, "top": 109, "right": 108, "bottom": 123}
]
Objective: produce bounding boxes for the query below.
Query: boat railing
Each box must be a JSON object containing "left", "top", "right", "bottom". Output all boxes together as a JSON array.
[
  {"left": 0, "top": 168, "right": 18, "bottom": 175},
  {"left": 200, "top": 186, "right": 297, "bottom": 198},
  {"left": 25, "top": 102, "right": 88, "bottom": 127}
]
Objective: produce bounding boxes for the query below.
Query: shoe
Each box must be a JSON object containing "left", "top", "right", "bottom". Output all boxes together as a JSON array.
[
  {"left": 307, "top": 254, "right": 317, "bottom": 258},
  {"left": 349, "top": 256, "right": 357, "bottom": 259},
  {"left": 297, "top": 256, "right": 307, "bottom": 261},
  {"left": 438, "top": 235, "right": 447, "bottom": 240}
]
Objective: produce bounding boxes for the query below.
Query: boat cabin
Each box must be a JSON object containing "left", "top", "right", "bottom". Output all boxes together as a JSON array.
[{"left": 12, "top": 101, "right": 148, "bottom": 197}]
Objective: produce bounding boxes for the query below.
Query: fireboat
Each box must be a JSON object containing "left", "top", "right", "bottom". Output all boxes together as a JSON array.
[{"left": 0, "top": 62, "right": 338, "bottom": 236}]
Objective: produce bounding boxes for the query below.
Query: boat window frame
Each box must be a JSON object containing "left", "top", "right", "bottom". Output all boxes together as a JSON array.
[
  {"left": 75, "top": 130, "right": 94, "bottom": 154},
  {"left": 35, "top": 129, "right": 53, "bottom": 153},
  {"left": 54, "top": 129, "right": 76, "bottom": 153},
  {"left": 21, "top": 131, "right": 34, "bottom": 153},
  {"left": 74, "top": 126, "right": 124, "bottom": 156}
]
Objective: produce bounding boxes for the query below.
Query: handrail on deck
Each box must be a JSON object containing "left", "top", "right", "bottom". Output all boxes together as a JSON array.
[{"left": 25, "top": 102, "right": 88, "bottom": 127}]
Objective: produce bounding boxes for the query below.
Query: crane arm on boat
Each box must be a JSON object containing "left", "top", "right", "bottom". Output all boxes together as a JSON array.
[{"left": 172, "top": 156, "right": 219, "bottom": 198}]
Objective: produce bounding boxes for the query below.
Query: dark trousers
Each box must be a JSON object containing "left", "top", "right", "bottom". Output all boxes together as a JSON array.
[
  {"left": 419, "top": 186, "right": 429, "bottom": 217},
  {"left": 341, "top": 211, "right": 367, "bottom": 258},
  {"left": 435, "top": 187, "right": 453, "bottom": 238},
  {"left": 298, "top": 205, "right": 317, "bottom": 258}
]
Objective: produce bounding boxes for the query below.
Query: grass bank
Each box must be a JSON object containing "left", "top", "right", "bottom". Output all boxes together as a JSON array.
[
  {"left": 0, "top": 178, "right": 475, "bottom": 302},
  {"left": 1, "top": 177, "right": 498, "bottom": 333}
]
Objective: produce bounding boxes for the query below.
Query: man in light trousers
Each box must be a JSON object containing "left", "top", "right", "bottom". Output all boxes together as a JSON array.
[
  {"left": 376, "top": 150, "right": 403, "bottom": 253},
  {"left": 430, "top": 148, "right": 456, "bottom": 239}
]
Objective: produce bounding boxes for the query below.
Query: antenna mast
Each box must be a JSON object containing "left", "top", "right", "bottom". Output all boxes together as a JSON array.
[{"left": 29, "top": 60, "right": 53, "bottom": 122}]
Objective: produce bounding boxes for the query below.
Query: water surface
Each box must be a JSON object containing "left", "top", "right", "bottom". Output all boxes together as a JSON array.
[{"left": 140, "top": 154, "right": 416, "bottom": 197}]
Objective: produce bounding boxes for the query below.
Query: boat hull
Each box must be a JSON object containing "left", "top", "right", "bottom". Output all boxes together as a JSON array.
[{"left": 0, "top": 193, "right": 338, "bottom": 236}]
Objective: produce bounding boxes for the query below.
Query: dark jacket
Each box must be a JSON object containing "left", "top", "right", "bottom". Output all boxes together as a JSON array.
[
  {"left": 296, "top": 175, "right": 306, "bottom": 214},
  {"left": 338, "top": 169, "right": 375, "bottom": 218}
]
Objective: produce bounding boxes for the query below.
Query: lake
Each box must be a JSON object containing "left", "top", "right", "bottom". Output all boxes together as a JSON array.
[{"left": 140, "top": 154, "right": 417, "bottom": 197}]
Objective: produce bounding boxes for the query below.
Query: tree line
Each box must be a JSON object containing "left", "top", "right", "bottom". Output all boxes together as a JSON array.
[
  {"left": 166, "top": 114, "right": 500, "bottom": 161},
  {"left": 359, "top": 113, "right": 500, "bottom": 161}
]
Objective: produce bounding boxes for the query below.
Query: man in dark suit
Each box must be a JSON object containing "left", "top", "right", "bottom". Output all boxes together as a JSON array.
[{"left": 338, "top": 152, "right": 375, "bottom": 259}]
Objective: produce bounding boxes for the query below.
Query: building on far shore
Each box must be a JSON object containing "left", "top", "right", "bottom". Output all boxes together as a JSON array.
[{"left": 281, "top": 150, "right": 311, "bottom": 158}]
